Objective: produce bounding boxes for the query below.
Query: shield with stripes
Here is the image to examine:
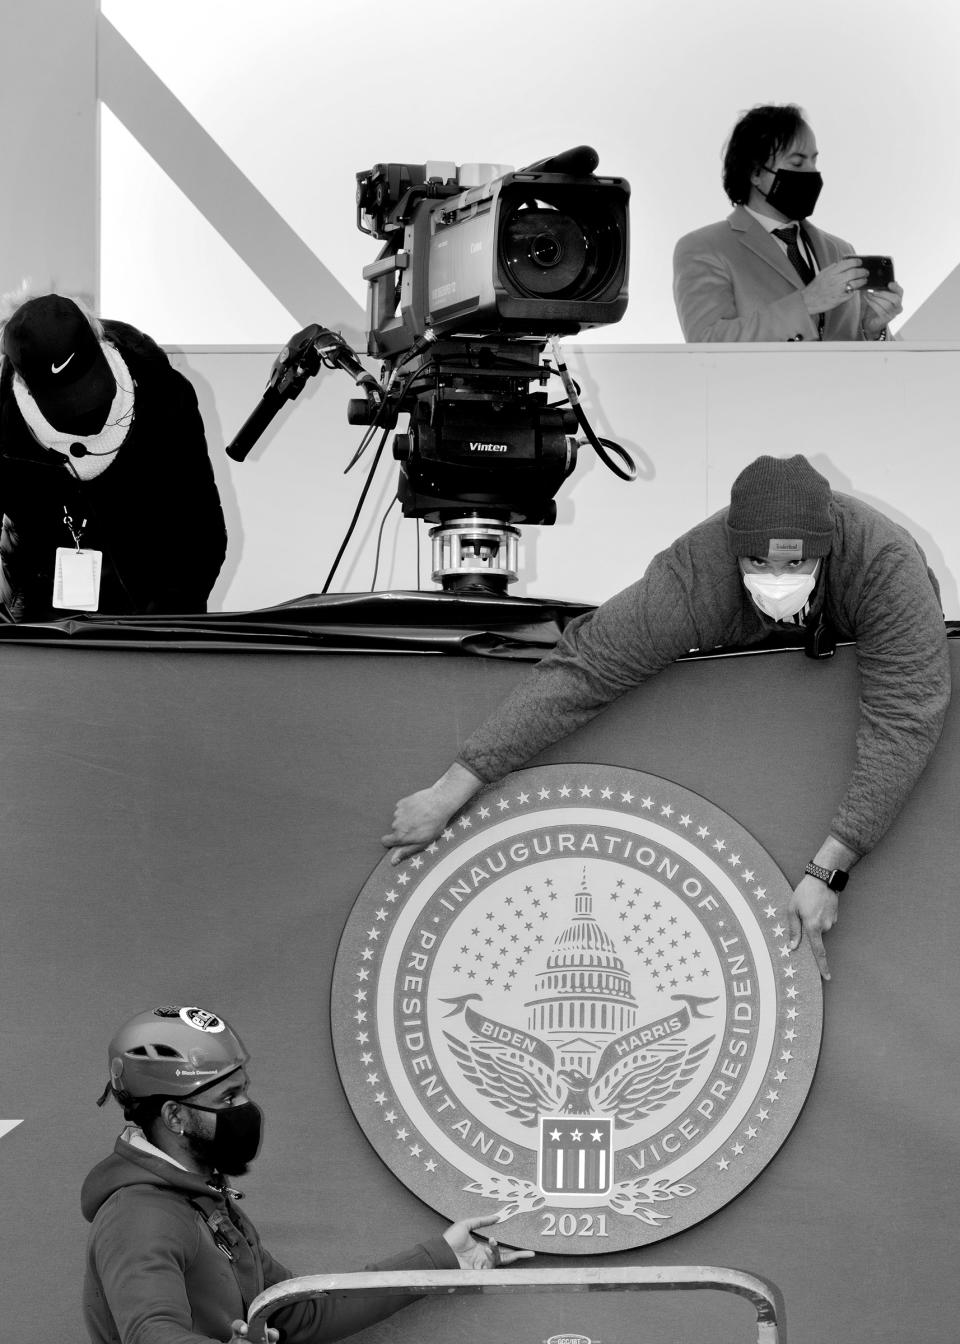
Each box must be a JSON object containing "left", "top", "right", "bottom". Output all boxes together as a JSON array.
[{"left": 539, "top": 1116, "right": 613, "bottom": 1196}]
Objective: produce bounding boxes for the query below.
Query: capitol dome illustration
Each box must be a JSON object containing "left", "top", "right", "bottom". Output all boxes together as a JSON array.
[{"left": 525, "top": 871, "right": 639, "bottom": 1073}]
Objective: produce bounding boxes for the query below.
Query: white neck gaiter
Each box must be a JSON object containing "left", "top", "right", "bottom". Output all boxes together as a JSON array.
[{"left": 12, "top": 342, "right": 135, "bottom": 481}]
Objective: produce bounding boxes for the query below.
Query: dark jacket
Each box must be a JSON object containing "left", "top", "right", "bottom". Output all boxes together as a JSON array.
[
  {"left": 0, "top": 321, "right": 226, "bottom": 620},
  {"left": 81, "top": 1132, "right": 458, "bottom": 1344},
  {"left": 457, "top": 493, "right": 950, "bottom": 857}
]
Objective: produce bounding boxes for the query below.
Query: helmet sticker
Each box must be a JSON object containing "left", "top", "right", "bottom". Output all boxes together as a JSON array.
[{"left": 179, "top": 1007, "right": 225, "bottom": 1033}]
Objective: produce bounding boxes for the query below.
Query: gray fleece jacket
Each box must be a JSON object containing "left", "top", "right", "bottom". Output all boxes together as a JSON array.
[{"left": 457, "top": 493, "right": 950, "bottom": 857}]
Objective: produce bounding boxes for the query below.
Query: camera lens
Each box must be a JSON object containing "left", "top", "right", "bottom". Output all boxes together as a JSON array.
[
  {"left": 529, "top": 234, "right": 563, "bottom": 268},
  {"left": 501, "top": 204, "right": 589, "bottom": 296},
  {"left": 498, "top": 189, "right": 625, "bottom": 303}
]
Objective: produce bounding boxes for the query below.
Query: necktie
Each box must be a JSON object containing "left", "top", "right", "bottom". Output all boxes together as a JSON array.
[{"left": 772, "top": 224, "right": 814, "bottom": 286}]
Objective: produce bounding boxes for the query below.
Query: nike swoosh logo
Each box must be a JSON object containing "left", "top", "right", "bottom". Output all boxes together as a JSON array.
[{"left": 51, "top": 353, "right": 75, "bottom": 374}]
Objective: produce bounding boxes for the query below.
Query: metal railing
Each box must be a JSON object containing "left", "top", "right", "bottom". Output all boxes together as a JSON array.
[{"left": 247, "top": 1264, "right": 786, "bottom": 1343}]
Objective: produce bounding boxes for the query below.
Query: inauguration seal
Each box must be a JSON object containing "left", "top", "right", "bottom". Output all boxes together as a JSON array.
[{"left": 332, "top": 765, "right": 822, "bottom": 1253}]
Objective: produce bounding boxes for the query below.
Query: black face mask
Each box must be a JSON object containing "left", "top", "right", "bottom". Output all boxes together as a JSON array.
[
  {"left": 180, "top": 1099, "right": 263, "bottom": 1175},
  {"left": 48, "top": 404, "right": 112, "bottom": 437},
  {"left": 760, "top": 168, "right": 823, "bottom": 221}
]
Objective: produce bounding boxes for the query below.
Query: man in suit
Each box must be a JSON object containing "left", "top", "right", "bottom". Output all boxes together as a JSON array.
[{"left": 672, "top": 104, "right": 903, "bottom": 342}]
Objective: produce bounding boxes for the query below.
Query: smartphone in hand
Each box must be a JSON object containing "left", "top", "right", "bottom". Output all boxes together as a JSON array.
[{"left": 844, "top": 255, "right": 895, "bottom": 291}]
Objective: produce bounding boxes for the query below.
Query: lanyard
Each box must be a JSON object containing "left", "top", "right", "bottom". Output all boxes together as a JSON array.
[{"left": 63, "top": 506, "right": 87, "bottom": 551}]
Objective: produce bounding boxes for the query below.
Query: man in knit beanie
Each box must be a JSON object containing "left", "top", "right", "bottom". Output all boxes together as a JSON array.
[
  {"left": 726, "top": 455, "right": 833, "bottom": 627},
  {"left": 0, "top": 292, "right": 227, "bottom": 620},
  {"left": 383, "top": 453, "right": 949, "bottom": 980},
  {"left": 726, "top": 454, "right": 834, "bottom": 560}
]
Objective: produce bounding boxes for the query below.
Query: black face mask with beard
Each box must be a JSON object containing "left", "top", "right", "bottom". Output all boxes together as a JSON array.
[{"left": 179, "top": 1099, "right": 264, "bottom": 1175}]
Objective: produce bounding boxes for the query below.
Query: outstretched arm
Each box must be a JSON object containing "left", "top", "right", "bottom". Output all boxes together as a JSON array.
[
  {"left": 803, "top": 538, "right": 950, "bottom": 978},
  {"left": 829, "top": 548, "right": 949, "bottom": 857},
  {"left": 271, "top": 1218, "right": 530, "bottom": 1343},
  {"left": 383, "top": 557, "right": 712, "bottom": 860}
]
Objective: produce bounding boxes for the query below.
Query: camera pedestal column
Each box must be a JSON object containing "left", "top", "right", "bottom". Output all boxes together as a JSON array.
[{"left": 430, "top": 516, "right": 520, "bottom": 595}]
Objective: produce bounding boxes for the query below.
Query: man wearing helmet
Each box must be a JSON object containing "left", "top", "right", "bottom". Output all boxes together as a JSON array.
[{"left": 83, "top": 1006, "right": 530, "bottom": 1344}]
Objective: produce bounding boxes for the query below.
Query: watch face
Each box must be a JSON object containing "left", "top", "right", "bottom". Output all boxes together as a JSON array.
[{"left": 829, "top": 870, "right": 849, "bottom": 893}]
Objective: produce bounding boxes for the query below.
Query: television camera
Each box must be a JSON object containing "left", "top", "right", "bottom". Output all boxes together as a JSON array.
[{"left": 227, "top": 146, "right": 635, "bottom": 594}]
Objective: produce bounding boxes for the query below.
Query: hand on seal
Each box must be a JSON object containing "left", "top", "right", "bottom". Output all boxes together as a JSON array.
[
  {"left": 787, "top": 875, "right": 839, "bottom": 980},
  {"left": 382, "top": 763, "right": 484, "bottom": 864},
  {"left": 443, "top": 1214, "right": 535, "bottom": 1268}
]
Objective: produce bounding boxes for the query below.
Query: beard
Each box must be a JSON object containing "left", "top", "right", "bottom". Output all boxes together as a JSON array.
[
  {"left": 183, "top": 1129, "right": 253, "bottom": 1177},
  {"left": 179, "top": 1100, "right": 263, "bottom": 1177}
]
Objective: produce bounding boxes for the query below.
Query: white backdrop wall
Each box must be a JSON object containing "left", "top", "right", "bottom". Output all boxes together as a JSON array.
[
  {"left": 4, "top": 4, "right": 959, "bottom": 618},
  {"left": 193, "top": 341, "right": 960, "bottom": 616},
  {"left": 99, "top": 0, "right": 960, "bottom": 345}
]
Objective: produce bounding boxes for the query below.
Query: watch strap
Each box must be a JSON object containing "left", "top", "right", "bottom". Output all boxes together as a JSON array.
[{"left": 804, "top": 860, "right": 848, "bottom": 892}]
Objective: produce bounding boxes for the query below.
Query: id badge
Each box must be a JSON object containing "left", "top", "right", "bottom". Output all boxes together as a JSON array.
[{"left": 53, "top": 547, "right": 103, "bottom": 610}]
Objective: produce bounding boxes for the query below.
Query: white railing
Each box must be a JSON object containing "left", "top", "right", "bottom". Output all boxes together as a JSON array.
[{"left": 246, "top": 1264, "right": 786, "bottom": 1343}]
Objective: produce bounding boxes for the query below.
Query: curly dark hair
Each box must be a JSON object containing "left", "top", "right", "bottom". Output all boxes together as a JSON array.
[{"left": 722, "top": 104, "right": 808, "bottom": 206}]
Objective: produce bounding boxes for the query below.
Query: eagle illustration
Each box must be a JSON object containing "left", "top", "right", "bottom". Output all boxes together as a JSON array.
[{"left": 443, "top": 1026, "right": 714, "bottom": 1129}]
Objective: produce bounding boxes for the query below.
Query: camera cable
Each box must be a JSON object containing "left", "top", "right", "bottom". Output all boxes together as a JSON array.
[
  {"left": 371, "top": 491, "right": 399, "bottom": 590},
  {"left": 548, "top": 338, "right": 637, "bottom": 482},
  {"left": 321, "top": 421, "right": 392, "bottom": 594},
  {"left": 328, "top": 359, "right": 423, "bottom": 590},
  {"left": 343, "top": 358, "right": 422, "bottom": 474}
]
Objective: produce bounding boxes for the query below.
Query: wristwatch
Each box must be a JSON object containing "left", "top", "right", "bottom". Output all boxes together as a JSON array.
[{"left": 804, "top": 861, "right": 848, "bottom": 892}]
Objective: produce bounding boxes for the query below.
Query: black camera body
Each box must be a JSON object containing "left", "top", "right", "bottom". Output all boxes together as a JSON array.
[
  {"left": 357, "top": 153, "right": 630, "bottom": 359},
  {"left": 227, "top": 149, "right": 632, "bottom": 593},
  {"left": 352, "top": 148, "right": 630, "bottom": 592}
]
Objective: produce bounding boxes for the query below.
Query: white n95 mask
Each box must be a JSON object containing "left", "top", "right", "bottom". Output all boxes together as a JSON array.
[{"left": 742, "top": 566, "right": 818, "bottom": 621}]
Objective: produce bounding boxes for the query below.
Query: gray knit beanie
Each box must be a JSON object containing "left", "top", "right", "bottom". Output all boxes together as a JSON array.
[{"left": 726, "top": 454, "right": 834, "bottom": 559}]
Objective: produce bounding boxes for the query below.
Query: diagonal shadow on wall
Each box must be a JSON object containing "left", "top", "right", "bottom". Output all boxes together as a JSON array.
[
  {"left": 898, "top": 260, "right": 960, "bottom": 340},
  {"left": 97, "top": 15, "right": 366, "bottom": 343}
]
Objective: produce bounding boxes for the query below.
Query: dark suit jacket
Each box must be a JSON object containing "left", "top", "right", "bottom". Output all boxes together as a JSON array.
[{"left": 673, "top": 206, "right": 870, "bottom": 342}]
